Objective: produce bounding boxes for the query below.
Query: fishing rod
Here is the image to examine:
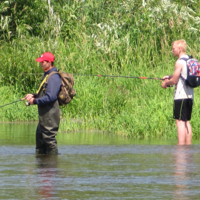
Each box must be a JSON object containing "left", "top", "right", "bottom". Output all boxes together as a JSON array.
[
  {"left": 69, "top": 74, "right": 165, "bottom": 80},
  {"left": 0, "top": 98, "right": 26, "bottom": 108},
  {"left": 70, "top": 74, "right": 173, "bottom": 86}
]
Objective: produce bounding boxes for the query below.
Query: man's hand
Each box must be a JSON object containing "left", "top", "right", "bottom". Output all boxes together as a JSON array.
[
  {"left": 161, "top": 61, "right": 183, "bottom": 89},
  {"left": 25, "top": 94, "right": 35, "bottom": 105},
  {"left": 162, "top": 76, "right": 170, "bottom": 80},
  {"left": 161, "top": 79, "right": 168, "bottom": 89}
]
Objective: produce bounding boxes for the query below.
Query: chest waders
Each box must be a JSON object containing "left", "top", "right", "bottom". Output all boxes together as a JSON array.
[{"left": 36, "top": 75, "right": 61, "bottom": 155}]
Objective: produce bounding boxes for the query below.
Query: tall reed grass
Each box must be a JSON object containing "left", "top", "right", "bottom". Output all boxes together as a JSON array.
[{"left": 0, "top": 0, "right": 200, "bottom": 138}]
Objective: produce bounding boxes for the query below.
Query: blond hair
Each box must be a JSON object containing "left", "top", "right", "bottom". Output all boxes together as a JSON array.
[{"left": 172, "top": 39, "right": 187, "bottom": 52}]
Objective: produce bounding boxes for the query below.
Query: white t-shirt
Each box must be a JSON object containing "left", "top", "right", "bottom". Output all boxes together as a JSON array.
[{"left": 174, "top": 55, "right": 194, "bottom": 100}]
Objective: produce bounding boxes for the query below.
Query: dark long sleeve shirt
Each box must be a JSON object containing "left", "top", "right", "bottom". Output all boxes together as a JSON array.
[{"left": 34, "top": 67, "right": 62, "bottom": 106}]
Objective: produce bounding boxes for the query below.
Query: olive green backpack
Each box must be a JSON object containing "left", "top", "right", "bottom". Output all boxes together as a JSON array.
[{"left": 47, "top": 71, "right": 76, "bottom": 106}]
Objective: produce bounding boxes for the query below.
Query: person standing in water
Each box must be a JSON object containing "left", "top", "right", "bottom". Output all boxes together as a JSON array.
[
  {"left": 25, "top": 52, "right": 62, "bottom": 154},
  {"left": 161, "top": 39, "right": 194, "bottom": 145}
]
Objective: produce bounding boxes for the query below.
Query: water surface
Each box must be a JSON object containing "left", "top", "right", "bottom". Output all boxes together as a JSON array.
[{"left": 0, "top": 122, "right": 200, "bottom": 199}]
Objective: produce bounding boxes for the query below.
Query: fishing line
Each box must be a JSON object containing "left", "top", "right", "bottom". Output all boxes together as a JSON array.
[
  {"left": 22, "top": 73, "right": 165, "bottom": 80},
  {"left": 21, "top": 73, "right": 173, "bottom": 87}
]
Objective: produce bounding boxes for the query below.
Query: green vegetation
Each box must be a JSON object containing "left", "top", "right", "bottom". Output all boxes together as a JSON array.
[{"left": 0, "top": 0, "right": 200, "bottom": 138}]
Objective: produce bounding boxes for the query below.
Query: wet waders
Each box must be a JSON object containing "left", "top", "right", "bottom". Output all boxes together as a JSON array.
[{"left": 36, "top": 75, "right": 61, "bottom": 155}]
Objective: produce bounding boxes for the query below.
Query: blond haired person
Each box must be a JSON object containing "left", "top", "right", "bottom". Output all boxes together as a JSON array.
[{"left": 162, "top": 40, "right": 193, "bottom": 145}]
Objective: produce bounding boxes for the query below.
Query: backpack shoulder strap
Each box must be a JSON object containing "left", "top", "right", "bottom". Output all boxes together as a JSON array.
[
  {"left": 46, "top": 71, "right": 59, "bottom": 83},
  {"left": 179, "top": 56, "right": 191, "bottom": 84},
  {"left": 179, "top": 55, "right": 193, "bottom": 62},
  {"left": 179, "top": 57, "right": 189, "bottom": 62},
  {"left": 36, "top": 71, "right": 62, "bottom": 94}
]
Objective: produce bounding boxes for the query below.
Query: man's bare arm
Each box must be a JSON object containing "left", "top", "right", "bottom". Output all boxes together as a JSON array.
[{"left": 162, "top": 61, "right": 183, "bottom": 88}]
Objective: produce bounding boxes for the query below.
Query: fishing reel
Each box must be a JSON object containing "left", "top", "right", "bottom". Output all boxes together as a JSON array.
[{"left": 25, "top": 101, "right": 30, "bottom": 106}]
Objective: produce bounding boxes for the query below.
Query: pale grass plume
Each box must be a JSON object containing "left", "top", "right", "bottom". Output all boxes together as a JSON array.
[
  {"left": 91, "top": 20, "right": 126, "bottom": 53},
  {"left": 41, "top": 0, "right": 64, "bottom": 38},
  {"left": 148, "top": 0, "right": 200, "bottom": 32}
]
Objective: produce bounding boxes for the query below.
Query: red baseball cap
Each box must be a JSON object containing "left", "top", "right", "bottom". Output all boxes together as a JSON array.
[{"left": 36, "top": 52, "right": 55, "bottom": 62}]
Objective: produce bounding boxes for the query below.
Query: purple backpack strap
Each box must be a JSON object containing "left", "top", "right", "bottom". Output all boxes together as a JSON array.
[{"left": 179, "top": 55, "right": 192, "bottom": 62}]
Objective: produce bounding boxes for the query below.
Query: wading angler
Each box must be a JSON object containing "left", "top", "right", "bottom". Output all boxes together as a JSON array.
[
  {"left": 161, "top": 40, "right": 195, "bottom": 145},
  {"left": 25, "top": 52, "right": 62, "bottom": 155}
]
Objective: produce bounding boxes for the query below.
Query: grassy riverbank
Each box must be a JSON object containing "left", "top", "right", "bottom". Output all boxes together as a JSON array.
[
  {"left": 0, "top": 0, "right": 200, "bottom": 138},
  {"left": 1, "top": 75, "right": 200, "bottom": 139}
]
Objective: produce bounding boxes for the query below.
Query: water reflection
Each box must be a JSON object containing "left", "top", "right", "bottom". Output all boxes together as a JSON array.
[
  {"left": 35, "top": 155, "right": 58, "bottom": 199},
  {"left": 173, "top": 146, "right": 193, "bottom": 200}
]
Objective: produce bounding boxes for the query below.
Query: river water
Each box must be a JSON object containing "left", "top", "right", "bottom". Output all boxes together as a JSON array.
[{"left": 0, "top": 122, "right": 200, "bottom": 199}]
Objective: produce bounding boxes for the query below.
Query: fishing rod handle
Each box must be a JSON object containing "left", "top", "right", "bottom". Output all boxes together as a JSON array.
[{"left": 20, "top": 97, "right": 30, "bottom": 106}]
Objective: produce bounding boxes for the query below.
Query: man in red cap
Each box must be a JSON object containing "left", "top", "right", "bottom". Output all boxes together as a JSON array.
[{"left": 25, "top": 52, "right": 62, "bottom": 155}]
